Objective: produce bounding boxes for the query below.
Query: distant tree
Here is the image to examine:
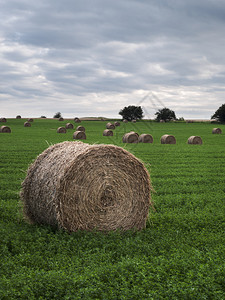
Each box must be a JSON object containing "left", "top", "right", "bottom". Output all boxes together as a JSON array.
[
  {"left": 211, "top": 104, "right": 225, "bottom": 123},
  {"left": 53, "top": 112, "right": 62, "bottom": 118},
  {"left": 155, "top": 107, "right": 176, "bottom": 122},
  {"left": 119, "top": 106, "right": 143, "bottom": 121}
]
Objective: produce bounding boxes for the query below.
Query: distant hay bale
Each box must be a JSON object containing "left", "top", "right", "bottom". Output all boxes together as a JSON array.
[
  {"left": 123, "top": 119, "right": 128, "bottom": 123},
  {"left": 161, "top": 134, "right": 176, "bottom": 144},
  {"left": 103, "top": 129, "right": 113, "bottom": 136},
  {"left": 74, "top": 117, "right": 81, "bottom": 123},
  {"left": 57, "top": 127, "right": 66, "bottom": 133},
  {"left": 59, "top": 117, "right": 64, "bottom": 121},
  {"left": 114, "top": 121, "right": 120, "bottom": 127},
  {"left": 187, "top": 136, "right": 202, "bottom": 145},
  {"left": 27, "top": 118, "right": 33, "bottom": 122},
  {"left": 0, "top": 126, "right": 11, "bottom": 133},
  {"left": 122, "top": 132, "right": 139, "bottom": 143},
  {"left": 0, "top": 118, "right": 7, "bottom": 122},
  {"left": 20, "top": 141, "right": 153, "bottom": 232},
  {"left": 24, "top": 122, "right": 31, "bottom": 127},
  {"left": 160, "top": 120, "right": 165, "bottom": 123},
  {"left": 76, "top": 126, "right": 85, "bottom": 132},
  {"left": 212, "top": 128, "right": 222, "bottom": 134},
  {"left": 73, "top": 131, "right": 86, "bottom": 140},
  {"left": 66, "top": 123, "right": 74, "bottom": 129},
  {"left": 132, "top": 120, "right": 136, "bottom": 123},
  {"left": 106, "top": 122, "right": 115, "bottom": 129},
  {"left": 138, "top": 134, "right": 153, "bottom": 143},
  {"left": 16, "top": 115, "right": 21, "bottom": 119}
]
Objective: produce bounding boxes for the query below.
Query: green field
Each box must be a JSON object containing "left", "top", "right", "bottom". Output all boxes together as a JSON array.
[{"left": 1, "top": 118, "right": 225, "bottom": 299}]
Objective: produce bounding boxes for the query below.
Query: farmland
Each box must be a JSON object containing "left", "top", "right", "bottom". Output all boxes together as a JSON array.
[{"left": 1, "top": 118, "right": 225, "bottom": 299}]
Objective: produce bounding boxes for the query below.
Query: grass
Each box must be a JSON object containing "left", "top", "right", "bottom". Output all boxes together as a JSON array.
[{"left": 0, "top": 118, "right": 225, "bottom": 299}]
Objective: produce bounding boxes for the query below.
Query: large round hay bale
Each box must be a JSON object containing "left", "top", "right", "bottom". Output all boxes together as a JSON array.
[
  {"left": 187, "top": 136, "right": 202, "bottom": 145},
  {"left": 130, "top": 131, "right": 139, "bottom": 137},
  {"left": 106, "top": 122, "right": 115, "bottom": 130},
  {"left": 66, "top": 123, "right": 74, "bottom": 129},
  {"left": 0, "top": 118, "right": 7, "bottom": 122},
  {"left": 57, "top": 127, "right": 66, "bottom": 133},
  {"left": 27, "top": 118, "right": 33, "bottom": 122},
  {"left": 103, "top": 129, "right": 113, "bottom": 136},
  {"left": 114, "top": 121, "right": 120, "bottom": 127},
  {"left": 20, "top": 141, "right": 153, "bottom": 232},
  {"left": 138, "top": 134, "right": 153, "bottom": 143},
  {"left": 76, "top": 126, "right": 85, "bottom": 132},
  {"left": 73, "top": 131, "right": 86, "bottom": 140},
  {"left": 16, "top": 115, "right": 21, "bottom": 119},
  {"left": 74, "top": 117, "right": 81, "bottom": 123},
  {"left": 212, "top": 128, "right": 222, "bottom": 134},
  {"left": 24, "top": 122, "right": 31, "bottom": 127},
  {"left": 123, "top": 119, "right": 128, "bottom": 123},
  {"left": 161, "top": 134, "right": 176, "bottom": 144},
  {"left": 0, "top": 126, "right": 11, "bottom": 133},
  {"left": 122, "top": 132, "right": 139, "bottom": 143},
  {"left": 59, "top": 117, "right": 64, "bottom": 121}
]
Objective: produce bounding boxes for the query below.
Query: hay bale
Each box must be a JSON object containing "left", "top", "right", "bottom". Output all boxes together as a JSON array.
[
  {"left": 123, "top": 119, "right": 128, "bottom": 123},
  {"left": 106, "top": 122, "right": 115, "bottom": 130},
  {"left": 187, "top": 136, "right": 202, "bottom": 145},
  {"left": 27, "top": 118, "right": 33, "bottom": 122},
  {"left": 122, "top": 132, "right": 139, "bottom": 143},
  {"left": 57, "top": 127, "right": 66, "bottom": 133},
  {"left": 73, "top": 131, "right": 86, "bottom": 140},
  {"left": 20, "top": 141, "right": 153, "bottom": 232},
  {"left": 0, "top": 118, "right": 7, "bottom": 122},
  {"left": 161, "top": 134, "right": 176, "bottom": 144},
  {"left": 76, "top": 126, "right": 85, "bottom": 132},
  {"left": 130, "top": 131, "right": 139, "bottom": 137},
  {"left": 74, "top": 117, "right": 81, "bottom": 123},
  {"left": 16, "top": 115, "right": 21, "bottom": 119},
  {"left": 212, "top": 128, "right": 222, "bottom": 134},
  {"left": 160, "top": 120, "right": 165, "bottom": 123},
  {"left": 103, "top": 129, "right": 113, "bottom": 136},
  {"left": 132, "top": 120, "right": 136, "bottom": 123},
  {"left": 59, "top": 117, "right": 64, "bottom": 121},
  {"left": 0, "top": 126, "right": 11, "bottom": 133},
  {"left": 24, "top": 122, "right": 31, "bottom": 127},
  {"left": 66, "top": 123, "right": 74, "bottom": 129},
  {"left": 114, "top": 121, "right": 120, "bottom": 127},
  {"left": 138, "top": 134, "right": 153, "bottom": 143}
]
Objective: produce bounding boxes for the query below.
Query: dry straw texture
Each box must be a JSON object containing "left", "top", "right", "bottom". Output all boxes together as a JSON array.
[
  {"left": 66, "top": 123, "right": 74, "bottom": 129},
  {"left": 76, "top": 126, "right": 85, "bottom": 132},
  {"left": 73, "top": 131, "right": 86, "bottom": 140},
  {"left": 114, "top": 121, "right": 120, "bottom": 127},
  {"left": 122, "top": 132, "right": 139, "bottom": 143},
  {"left": 103, "top": 129, "right": 113, "bottom": 136},
  {"left": 106, "top": 122, "right": 115, "bottom": 130},
  {"left": 57, "top": 127, "right": 66, "bottom": 133},
  {"left": 28, "top": 118, "right": 33, "bottom": 122},
  {"left": 0, "top": 118, "right": 7, "bottom": 122},
  {"left": 212, "top": 128, "right": 222, "bottom": 134},
  {"left": 187, "top": 136, "right": 202, "bottom": 145},
  {"left": 130, "top": 131, "right": 139, "bottom": 137},
  {"left": 24, "top": 122, "right": 31, "bottom": 127},
  {"left": 21, "top": 141, "right": 153, "bottom": 232},
  {"left": 161, "top": 134, "right": 176, "bottom": 144},
  {"left": 138, "top": 134, "right": 153, "bottom": 143},
  {"left": 0, "top": 126, "right": 11, "bottom": 133},
  {"left": 74, "top": 117, "right": 81, "bottom": 123},
  {"left": 123, "top": 119, "right": 128, "bottom": 123}
]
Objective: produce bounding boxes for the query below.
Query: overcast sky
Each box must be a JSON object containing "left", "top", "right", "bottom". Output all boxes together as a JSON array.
[{"left": 1, "top": 0, "right": 225, "bottom": 119}]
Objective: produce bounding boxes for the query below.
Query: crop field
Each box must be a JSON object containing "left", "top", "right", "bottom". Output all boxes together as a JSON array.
[{"left": 1, "top": 118, "right": 225, "bottom": 299}]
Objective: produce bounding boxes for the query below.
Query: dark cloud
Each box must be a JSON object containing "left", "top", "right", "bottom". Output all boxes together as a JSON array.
[{"left": 1, "top": 0, "right": 225, "bottom": 118}]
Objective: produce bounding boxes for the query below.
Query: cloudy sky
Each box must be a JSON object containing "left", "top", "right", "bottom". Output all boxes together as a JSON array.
[{"left": 1, "top": 0, "right": 225, "bottom": 119}]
